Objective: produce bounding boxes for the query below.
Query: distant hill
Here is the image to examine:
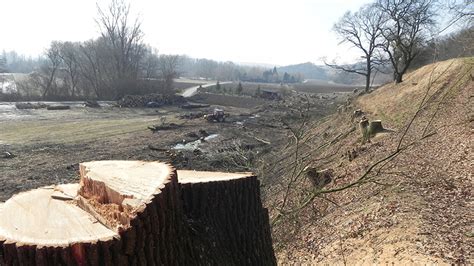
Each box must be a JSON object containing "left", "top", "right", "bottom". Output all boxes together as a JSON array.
[
  {"left": 277, "top": 62, "right": 329, "bottom": 80},
  {"left": 278, "top": 61, "right": 392, "bottom": 86}
]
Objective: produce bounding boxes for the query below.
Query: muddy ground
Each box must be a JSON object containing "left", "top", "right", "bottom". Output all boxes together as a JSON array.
[{"left": 0, "top": 91, "right": 348, "bottom": 201}]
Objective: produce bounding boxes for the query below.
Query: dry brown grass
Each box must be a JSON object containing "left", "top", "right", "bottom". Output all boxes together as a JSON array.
[
  {"left": 270, "top": 57, "right": 474, "bottom": 264},
  {"left": 357, "top": 59, "right": 467, "bottom": 127}
]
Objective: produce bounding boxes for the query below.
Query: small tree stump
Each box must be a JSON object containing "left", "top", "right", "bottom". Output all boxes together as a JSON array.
[
  {"left": 359, "top": 116, "right": 370, "bottom": 143},
  {"left": 0, "top": 161, "right": 276, "bottom": 265},
  {"left": 351, "top": 109, "right": 364, "bottom": 121},
  {"left": 368, "top": 120, "right": 385, "bottom": 136}
]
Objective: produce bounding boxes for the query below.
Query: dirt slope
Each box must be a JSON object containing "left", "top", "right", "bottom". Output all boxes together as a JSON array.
[{"left": 272, "top": 58, "right": 473, "bottom": 264}]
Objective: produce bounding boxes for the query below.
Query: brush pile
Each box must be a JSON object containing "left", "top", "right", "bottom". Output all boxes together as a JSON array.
[{"left": 118, "top": 94, "right": 186, "bottom": 107}]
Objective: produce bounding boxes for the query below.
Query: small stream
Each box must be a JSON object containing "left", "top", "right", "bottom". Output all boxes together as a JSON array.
[{"left": 172, "top": 134, "right": 219, "bottom": 151}]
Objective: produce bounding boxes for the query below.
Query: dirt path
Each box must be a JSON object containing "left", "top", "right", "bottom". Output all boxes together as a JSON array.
[{"left": 181, "top": 82, "right": 232, "bottom": 97}]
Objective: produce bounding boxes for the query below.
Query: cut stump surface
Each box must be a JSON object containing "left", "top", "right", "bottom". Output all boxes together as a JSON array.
[
  {"left": 0, "top": 161, "right": 276, "bottom": 265},
  {"left": 0, "top": 184, "right": 117, "bottom": 247},
  {"left": 177, "top": 170, "right": 253, "bottom": 183}
]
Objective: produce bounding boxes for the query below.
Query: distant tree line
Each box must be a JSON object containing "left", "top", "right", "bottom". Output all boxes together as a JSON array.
[
  {"left": 329, "top": 0, "right": 473, "bottom": 91},
  {"left": 409, "top": 26, "right": 474, "bottom": 69},
  {"left": 180, "top": 58, "right": 303, "bottom": 84},
  {"left": 0, "top": 51, "right": 44, "bottom": 74},
  {"left": 2, "top": 47, "right": 304, "bottom": 101},
  {"left": 205, "top": 81, "right": 246, "bottom": 96},
  {"left": 258, "top": 67, "right": 302, "bottom": 84},
  {"left": 1, "top": 0, "right": 306, "bottom": 100},
  {"left": 1, "top": 0, "right": 181, "bottom": 100},
  {"left": 239, "top": 66, "right": 302, "bottom": 84}
]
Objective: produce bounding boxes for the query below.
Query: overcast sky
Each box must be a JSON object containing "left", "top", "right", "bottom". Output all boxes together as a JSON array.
[{"left": 0, "top": 0, "right": 375, "bottom": 66}]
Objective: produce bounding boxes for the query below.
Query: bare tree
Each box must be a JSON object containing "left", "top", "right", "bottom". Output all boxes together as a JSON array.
[
  {"left": 159, "top": 54, "right": 181, "bottom": 93},
  {"left": 96, "top": 0, "right": 146, "bottom": 97},
  {"left": 444, "top": 0, "right": 473, "bottom": 31},
  {"left": 78, "top": 39, "right": 112, "bottom": 99},
  {"left": 142, "top": 47, "right": 160, "bottom": 79},
  {"left": 329, "top": 3, "right": 386, "bottom": 92},
  {"left": 196, "top": 59, "right": 218, "bottom": 80},
  {"left": 377, "top": 0, "right": 437, "bottom": 83},
  {"left": 34, "top": 42, "right": 62, "bottom": 99},
  {"left": 58, "top": 42, "right": 80, "bottom": 97}
]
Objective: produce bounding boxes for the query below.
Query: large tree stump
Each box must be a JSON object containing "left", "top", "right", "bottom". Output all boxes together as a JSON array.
[
  {"left": 178, "top": 170, "right": 276, "bottom": 265},
  {"left": 0, "top": 161, "right": 275, "bottom": 265},
  {"left": 0, "top": 161, "right": 185, "bottom": 265}
]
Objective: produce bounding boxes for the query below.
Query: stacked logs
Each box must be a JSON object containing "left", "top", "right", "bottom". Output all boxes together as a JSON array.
[{"left": 14, "top": 103, "right": 48, "bottom": 110}]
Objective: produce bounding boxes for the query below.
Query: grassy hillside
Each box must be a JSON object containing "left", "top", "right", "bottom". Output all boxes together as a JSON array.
[
  {"left": 264, "top": 58, "right": 473, "bottom": 264},
  {"left": 358, "top": 59, "right": 471, "bottom": 127}
]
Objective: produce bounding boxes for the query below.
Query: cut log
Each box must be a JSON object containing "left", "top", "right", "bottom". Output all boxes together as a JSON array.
[
  {"left": 178, "top": 170, "right": 276, "bottom": 265},
  {"left": 46, "top": 105, "right": 71, "bottom": 110},
  {"left": 0, "top": 161, "right": 276, "bottom": 265},
  {"left": 180, "top": 103, "right": 211, "bottom": 109},
  {"left": 368, "top": 120, "right": 385, "bottom": 136},
  {"left": 15, "top": 103, "right": 48, "bottom": 110},
  {"left": 84, "top": 100, "right": 100, "bottom": 108}
]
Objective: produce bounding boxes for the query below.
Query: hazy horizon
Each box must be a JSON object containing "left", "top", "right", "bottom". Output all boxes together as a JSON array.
[{"left": 0, "top": 0, "right": 378, "bottom": 66}]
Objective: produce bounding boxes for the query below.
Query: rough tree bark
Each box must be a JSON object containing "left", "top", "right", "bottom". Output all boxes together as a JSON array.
[
  {"left": 179, "top": 170, "right": 275, "bottom": 265},
  {"left": 0, "top": 161, "right": 276, "bottom": 266}
]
